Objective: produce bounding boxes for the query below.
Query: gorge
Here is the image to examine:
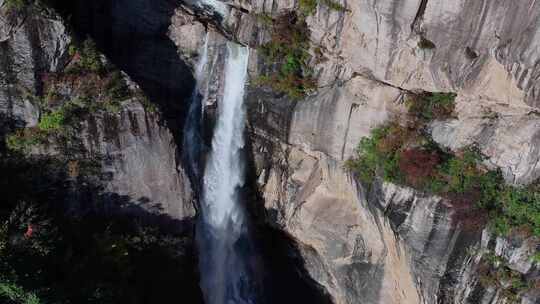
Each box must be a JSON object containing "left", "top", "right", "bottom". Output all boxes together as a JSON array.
[
  {"left": 196, "top": 43, "right": 258, "bottom": 304},
  {"left": 0, "top": 0, "right": 539, "bottom": 304}
]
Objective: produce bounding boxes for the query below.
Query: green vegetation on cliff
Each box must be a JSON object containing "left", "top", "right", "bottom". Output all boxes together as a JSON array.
[
  {"left": 4, "top": 0, "right": 27, "bottom": 11},
  {"left": 38, "top": 110, "right": 65, "bottom": 131},
  {"left": 0, "top": 280, "right": 41, "bottom": 304},
  {"left": 478, "top": 251, "right": 535, "bottom": 303},
  {"left": 3, "top": 36, "right": 149, "bottom": 154},
  {"left": 298, "top": 0, "right": 347, "bottom": 15},
  {"left": 0, "top": 5, "right": 197, "bottom": 299},
  {"left": 66, "top": 39, "right": 105, "bottom": 75},
  {"left": 347, "top": 92, "right": 540, "bottom": 237},
  {"left": 0, "top": 146, "right": 201, "bottom": 304},
  {"left": 3, "top": 0, "right": 56, "bottom": 14},
  {"left": 298, "top": 0, "right": 318, "bottom": 15},
  {"left": 256, "top": 12, "right": 317, "bottom": 99},
  {"left": 6, "top": 129, "right": 44, "bottom": 153},
  {"left": 346, "top": 92, "right": 457, "bottom": 187},
  {"left": 254, "top": 0, "right": 346, "bottom": 99}
]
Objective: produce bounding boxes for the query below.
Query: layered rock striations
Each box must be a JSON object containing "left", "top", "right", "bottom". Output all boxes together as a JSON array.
[
  {"left": 214, "top": 1, "right": 540, "bottom": 303},
  {"left": 0, "top": 2, "right": 195, "bottom": 220},
  {"left": 1, "top": 0, "right": 539, "bottom": 303}
]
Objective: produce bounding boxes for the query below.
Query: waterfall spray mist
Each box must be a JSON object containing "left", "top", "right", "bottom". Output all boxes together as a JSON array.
[{"left": 197, "top": 42, "right": 258, "bottom": 304}]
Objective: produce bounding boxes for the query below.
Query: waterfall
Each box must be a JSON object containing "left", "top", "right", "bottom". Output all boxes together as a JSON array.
[
  {"left": 201, "top": 43, "right": 249, "bottom": 227},
  {"left": 183, "top": 34, "right": 209, "bottom": 185},
  {"left": 197, "top": 42, "right": 258, "bottom": 304},
  {"left": 199, "top": 0, "right": 228, "bottom": 16}
]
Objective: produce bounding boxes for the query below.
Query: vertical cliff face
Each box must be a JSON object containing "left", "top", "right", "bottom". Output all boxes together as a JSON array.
[
  {"left": 0, "top": 2, "right": 69, "bottom": 129},
  {"left": 215, "top": 0, "right": 540, "bottom": 303},
  {"left": 80, "top": 102, "right": 195, "bottom": 220},
  {"left": 0, "top": 0, "right": 196, "bottom": 221},
  {"left": 0, "top": 1, "right": 204, "bottom": 302},
  {"left": 2, "top": 0, "right": 539, "bottom": 303}
]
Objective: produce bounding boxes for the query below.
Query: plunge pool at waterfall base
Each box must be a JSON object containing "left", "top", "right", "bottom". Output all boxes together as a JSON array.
[{"left": 191, "top": 219, "right": 335, "bottom": 304}]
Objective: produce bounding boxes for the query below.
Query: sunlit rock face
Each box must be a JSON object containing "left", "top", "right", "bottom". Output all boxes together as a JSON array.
[
  {"left": 2, "top": 0, "right": 539, "bottom": 303},
  {"left": 167, "top": 0, "right": 540, "bottom": 302},
  {"left": 234, "top": 1, "right": 540, "bottom": 303}
]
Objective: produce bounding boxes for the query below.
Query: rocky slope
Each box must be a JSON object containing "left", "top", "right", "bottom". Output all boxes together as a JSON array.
[{"left": 1, "top": 0, "right": 539, "bottom": 303}]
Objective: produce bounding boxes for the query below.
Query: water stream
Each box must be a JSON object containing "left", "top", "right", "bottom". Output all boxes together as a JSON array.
[{"left": 194, "top": 41, "right": 258, "bottom": 304}]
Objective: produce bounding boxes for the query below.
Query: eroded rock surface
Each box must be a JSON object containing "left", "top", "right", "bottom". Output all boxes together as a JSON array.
[
  {"left": 234, "top": 1, "right": 540, "bottom": 303},
  {"left": 2, "top": 0, "right": 539, "bottom": 303},
  {"left": 0, "top": 3, "right": 195, "bottom": 221}
]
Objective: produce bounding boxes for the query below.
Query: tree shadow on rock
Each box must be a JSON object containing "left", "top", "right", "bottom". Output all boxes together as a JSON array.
[
  {"left": 0, "top": 114, "right": 204, "bottom": 304},
  {"left": 241, "top": 128, "right": 335, "bottom": 304},
  {"left": 257, "top": 225, "right": 335, "bottom": 304}
]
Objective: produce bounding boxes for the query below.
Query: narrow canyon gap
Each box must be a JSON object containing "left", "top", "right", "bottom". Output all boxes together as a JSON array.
[{"left": 194, "top": 42, "right": 261, "bottom": 304}]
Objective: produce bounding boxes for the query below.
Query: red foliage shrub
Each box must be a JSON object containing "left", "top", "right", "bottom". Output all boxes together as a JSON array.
[
  {"left": 398, "top": 148, "right": 440, "bottom": 187},
  {"left": 24, "top": 224, "right": 34, "bottom": 238},
  {"left": 447, "top": 193, "right": 488, "bottom": 231}
]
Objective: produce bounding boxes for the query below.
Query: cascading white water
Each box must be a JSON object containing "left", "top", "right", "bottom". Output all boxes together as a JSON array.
[
  {"left": 197, "top": 42, "right": 256, "bottom": 304},
  {"left": 202, "top": 42, "right": 249, "bottom": 228},
  {"left": 199, "top": 0, "right": 228, "bottom": 16}
]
